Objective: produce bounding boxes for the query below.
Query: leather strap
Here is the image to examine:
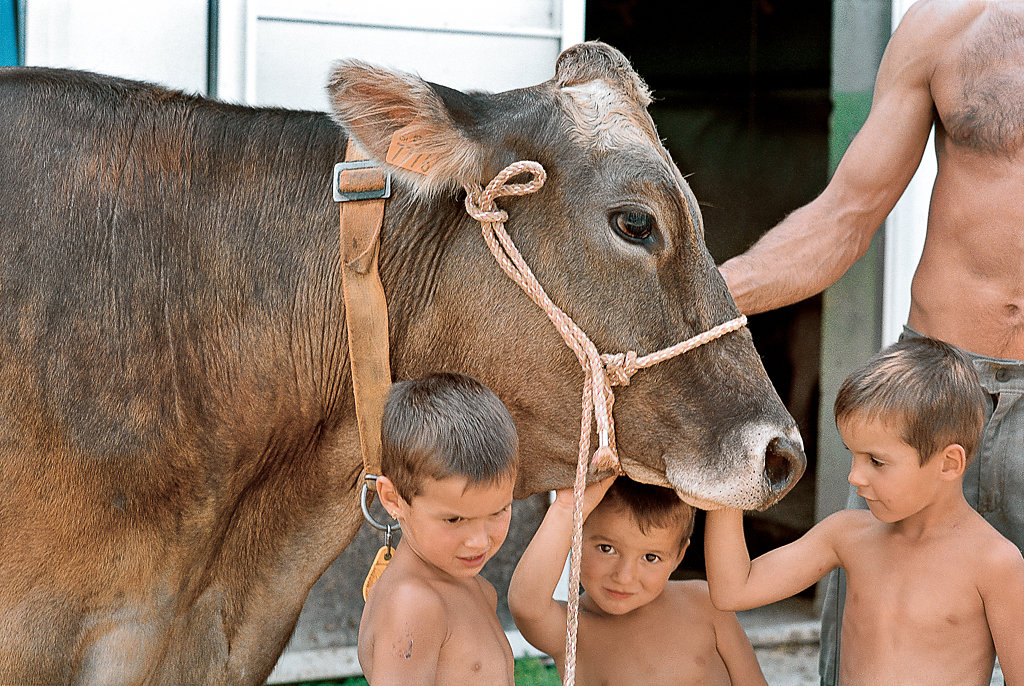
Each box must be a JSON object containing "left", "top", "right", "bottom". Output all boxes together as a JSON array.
[{"left": 338, "top": 140, "right": 392, "bottom": 488}]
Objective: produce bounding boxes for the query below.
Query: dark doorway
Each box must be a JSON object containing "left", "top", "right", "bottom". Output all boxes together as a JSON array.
[{"left": 586, "top": 1, "right": 832, "bottom": 581}]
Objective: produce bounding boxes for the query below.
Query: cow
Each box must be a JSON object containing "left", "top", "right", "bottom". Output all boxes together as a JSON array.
[{"left": 0, "top": 42, "right": 804, "bottom": 685}]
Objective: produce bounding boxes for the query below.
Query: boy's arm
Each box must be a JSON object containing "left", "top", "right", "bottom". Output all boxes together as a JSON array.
[
  {"left": 710, "top": 600, "right": 768, "bottom": 686},
  {"left": 980, "top": 540, "right": 1024, "bottom": 683},
  {"left": 362, "top": 583, "right": 446, "bottom": 686},
  {"left": 704, "top": 508, "right": 843, "bottom": 611},
  {"left": 508, "top": 476, "right": 615, "bottom": 660}
]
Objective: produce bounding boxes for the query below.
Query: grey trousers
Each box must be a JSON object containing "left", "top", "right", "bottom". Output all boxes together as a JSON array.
[{"left": 818, "top": 327, "right": 1024, "bottom": 685}]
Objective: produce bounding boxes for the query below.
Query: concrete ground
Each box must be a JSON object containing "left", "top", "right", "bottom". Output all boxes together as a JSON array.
[{"left": 739, "top": 597, "right": 820, "bottom": 686}]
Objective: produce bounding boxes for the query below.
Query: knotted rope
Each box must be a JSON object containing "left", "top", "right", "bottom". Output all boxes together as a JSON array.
[{"left": 463, "top": 161, "right": 746, "bottom": 686}]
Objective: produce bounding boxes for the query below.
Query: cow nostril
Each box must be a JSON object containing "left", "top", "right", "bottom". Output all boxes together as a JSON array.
[{"left": 764, "top": 435, "right": 804, "bottom": 490}]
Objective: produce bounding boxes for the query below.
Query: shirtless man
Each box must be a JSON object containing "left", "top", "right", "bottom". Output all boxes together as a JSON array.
[
  {"left": 717, "top": 2, "right": 1024, "bottom": 682},
  {"left": 357, "top": 373, "right": 518, "bottom": 686}
]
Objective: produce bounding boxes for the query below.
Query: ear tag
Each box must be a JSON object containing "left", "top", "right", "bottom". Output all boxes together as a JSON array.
[
  {"left": 385, "top": 123, "right": 439, "bottom": 175},
  {"left": 362, "top": 525, "right": 394, "bottom": 601}
]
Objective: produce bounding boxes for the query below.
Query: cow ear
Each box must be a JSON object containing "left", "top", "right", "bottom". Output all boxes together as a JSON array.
[
  {"left": 327, "top": 60, "right": 487, "bottom": 197},
  {"left": 554, "top": 41, "right": 651, "bottom": 107}
]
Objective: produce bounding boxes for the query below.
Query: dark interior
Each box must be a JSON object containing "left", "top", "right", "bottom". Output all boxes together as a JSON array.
[{"left": 586, "top": 0, "right": 832, "bottom": 582}]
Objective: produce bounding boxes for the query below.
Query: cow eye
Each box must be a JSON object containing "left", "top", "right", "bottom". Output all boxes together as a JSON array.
[{"left": 611, "top": 210, "right": 654, "bottom": 243}]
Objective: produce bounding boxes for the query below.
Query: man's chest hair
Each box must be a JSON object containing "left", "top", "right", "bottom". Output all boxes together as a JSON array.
[{"left": 940, "top": 6, "right": 1024, "bottom": 154}]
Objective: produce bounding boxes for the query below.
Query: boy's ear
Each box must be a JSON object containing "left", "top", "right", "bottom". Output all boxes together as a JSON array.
[
  {"left": 937, "top": 444, "right": 967, "bottom": 480},
  {"left": 676, "top": 537, "right": 691, "bottom": 565},
  {"left": 376, "top": 476, "right": 406, "bottom": 520}
]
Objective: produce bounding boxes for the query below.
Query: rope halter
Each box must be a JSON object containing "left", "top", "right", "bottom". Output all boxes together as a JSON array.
[{"left": 463, "top": 160, "right": 747, "bottom": 686}]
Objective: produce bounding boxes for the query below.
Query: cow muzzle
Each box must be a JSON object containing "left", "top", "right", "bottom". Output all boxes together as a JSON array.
[{"left": 662, "top": 422, "right": 806, "bottom": 511}]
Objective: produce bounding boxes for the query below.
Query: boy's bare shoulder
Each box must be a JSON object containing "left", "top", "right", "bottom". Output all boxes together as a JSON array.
[
  {"left": 821, "top": 507, "right": 875, "bottom": 526},
  {"left": 667, "top": 578, "right": 712, "bottom": 598},
  {"left": 663, "top": 579, "right": 723, "bottom": 615},
  {"left": 820, "top": 507, "right": 878, "bottom": 536},
  {"left": 968, "top": 513, "right": 1024, "bottom": 568},
  {"left": 474, "top": 574, "right": 499, "bottom": 607},
  {"left": 363, "top": 572, "right": 448, "bottom": 634}
]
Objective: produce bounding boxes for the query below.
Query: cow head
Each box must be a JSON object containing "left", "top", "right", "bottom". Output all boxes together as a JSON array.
[{"left": 327, "top": 42, "right": 805, "bottom": 510}]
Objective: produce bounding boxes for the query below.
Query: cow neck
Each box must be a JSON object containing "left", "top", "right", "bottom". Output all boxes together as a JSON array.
[{"left": 461, "top": 160, "right": 747, "bottom": 686}]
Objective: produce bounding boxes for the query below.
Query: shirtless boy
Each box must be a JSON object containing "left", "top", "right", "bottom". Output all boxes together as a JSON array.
[
  {"left": 510, "top": 477, "right": 766, "bottom": 686},
  {"left": 705, "top": 337, "right": 1024, "bottom": 686},
  {"left": 719, "top": 4, "right": 1024, "bottom": 680},
  {"left": 357, "top": 373, "right": 518, "bottom": 686}
]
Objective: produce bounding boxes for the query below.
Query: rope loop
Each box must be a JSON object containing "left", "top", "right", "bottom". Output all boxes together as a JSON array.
[
  {"left": 464, "top": 190, "right": 508, "bottom": 224},
  {"left": 464, "top": 161, "right": 546, "bottom": 224}
]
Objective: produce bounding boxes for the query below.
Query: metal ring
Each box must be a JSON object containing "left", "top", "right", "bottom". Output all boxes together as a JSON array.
[{"left": 360, "top": 480, "right": 401, "bottom": 532}]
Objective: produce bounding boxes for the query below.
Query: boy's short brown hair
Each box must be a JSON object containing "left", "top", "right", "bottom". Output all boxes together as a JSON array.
[
  {"left": 596, "top": 478, "right": 695, "bottom": 552},
  {"left": 834, "top": 336, "right": 986, "bottom": 465},
  {"left": 380, "top": 372, "right": 519, "bottom": 502}
]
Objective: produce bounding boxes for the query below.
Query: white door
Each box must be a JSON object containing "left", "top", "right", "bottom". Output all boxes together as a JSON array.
[
  {"left": 216, "top": 0, "right": 585, "bottom": 109},
  {"left": 24, "top": 0, "right": 209, "bottom": 93},
  {"left": 881, "top": 0, "right": 934, "bottom": 345}
]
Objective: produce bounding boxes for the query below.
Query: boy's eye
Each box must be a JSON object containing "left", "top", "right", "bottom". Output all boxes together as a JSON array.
[
  {"left": 644, "top": 553, "right": 661, "bottom": 563},
  {"left": 445, "top": 517, "right": 463, "bottom": 524},
  {"left": 597, "top": 544, "right": 614, "bottom": 554},
  {"left": 492, "top": 504, "right": 512, "bottom": 517},
  {"left": 869, "top": 457, "right": 885, "bottom": 467}
]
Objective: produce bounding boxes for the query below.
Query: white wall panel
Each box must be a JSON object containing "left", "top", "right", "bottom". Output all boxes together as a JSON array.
[
  {"left": 244, "top": 0, "right": 582, "bottom": 110},
  {"left": 881, "top": 1, "right": 933, "bottom": 346},
  {"left": 24, "top": 0, "right": 208, "bottom": 93}
]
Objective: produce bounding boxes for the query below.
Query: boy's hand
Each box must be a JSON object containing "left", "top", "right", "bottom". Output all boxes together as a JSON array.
[{"left": 551, "top": 475, "right": 616, "bottom": 519}]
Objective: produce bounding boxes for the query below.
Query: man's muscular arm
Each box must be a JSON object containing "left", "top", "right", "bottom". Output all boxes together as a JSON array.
[{"left": 720, "top": 2, "right": 941, "bottom": 314}]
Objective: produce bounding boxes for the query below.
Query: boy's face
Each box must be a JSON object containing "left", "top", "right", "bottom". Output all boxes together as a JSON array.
[
  {"left": 840, "top": 413, "right": 946, "bottom": 523},
  {"left": 579, "top": 504, "right": 687, "bottom": 616},
  {"left": 390, "top": 474, "right": 514, "bottom": 579}
]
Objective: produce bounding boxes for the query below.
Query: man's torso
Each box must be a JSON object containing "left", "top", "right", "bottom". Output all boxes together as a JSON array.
[{"left": 911, "top": 0, "right": 1024, "bottom": 359}]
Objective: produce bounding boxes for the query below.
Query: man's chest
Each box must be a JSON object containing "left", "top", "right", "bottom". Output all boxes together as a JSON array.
[{"left": 934, "top": 7, "right": 1024, "bottom": 154}]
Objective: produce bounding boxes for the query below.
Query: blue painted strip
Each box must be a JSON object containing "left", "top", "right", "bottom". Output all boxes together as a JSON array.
[{"left": 0, "top": 0, "right": 16, "bottom": 66}]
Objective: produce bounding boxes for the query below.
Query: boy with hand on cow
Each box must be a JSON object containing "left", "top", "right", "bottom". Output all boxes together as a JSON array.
[
  {"left": 357, "top": 372, "right": 518, "bottom": 686},
  {"left": 509, "top": 476, "right": 767, "bottom": 685},
  {"left": 704, "top": 337, "right": 1024, "bottom": 686}
]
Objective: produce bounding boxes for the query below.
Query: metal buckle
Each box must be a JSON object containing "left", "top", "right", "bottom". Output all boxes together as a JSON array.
[
  {"left": 333, "top": 160, "right": 392, "bottom": 202},
  {"left": 361, "top": 475, "right": 401, "bottom": 532}
]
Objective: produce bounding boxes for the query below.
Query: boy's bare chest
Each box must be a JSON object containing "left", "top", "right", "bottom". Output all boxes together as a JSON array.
[
  {"left": 437, "top": 591, "right": 514, "bottom": 686},
  {"left": 575, "top": 606, "right": 730, "bottom": 686},
  {"left": 935, "top": 6, "right": 1024, "bottom": 155},
  {"left": 840, "top": 544, "right": 993, "bottom": 682}
]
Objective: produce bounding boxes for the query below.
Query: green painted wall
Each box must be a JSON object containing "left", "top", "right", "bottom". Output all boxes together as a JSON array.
[{"left": 816, "top": 0, "right": 891, "bottom": 525}]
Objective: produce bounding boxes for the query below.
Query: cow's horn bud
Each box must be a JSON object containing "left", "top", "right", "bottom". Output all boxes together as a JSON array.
[{"left": 591, "top": 446, "right": 618, "bottom": 472}]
